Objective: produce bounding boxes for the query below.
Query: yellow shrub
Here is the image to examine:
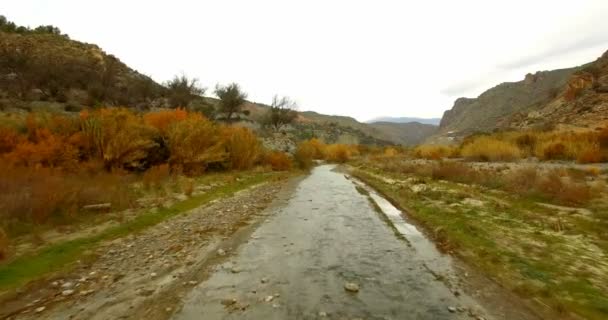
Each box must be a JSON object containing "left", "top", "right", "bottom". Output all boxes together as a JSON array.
[
  {"left": 324, "top": 144, "right": 351, "bottom": 163},
  {"left": 413, "top": 145, "right": 455, "bottom": 160},
  {"left": 166, "top": 113, "right": 226, "bottom": 175},
  {"left": 307, "top": 138, "right": 327, "bottom": 159},
  {"left": 383, "top": 147, "right": 399, "bottom": 157},
  {"left": 222, "top": 126, "right": 261, "bottom": 170},
  {"left": 461, "top": 137, "right": 521, "bottom": 161},
  {"left": 294, "top": 141, "right": 315, "bottom": 169}
]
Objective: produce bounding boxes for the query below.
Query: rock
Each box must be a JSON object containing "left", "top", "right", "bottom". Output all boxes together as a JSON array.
[
  {"left": 264, "top": 295, "right": 275, "bottom": 302},
  {"left": 230, "top": 267, "right": 240, "bottom": 274},
  {"left": 447, "top": 306, "right": 456, "bottom": 313},
  {"left": 138, "top": 288, "right": 155, "bottom": 296},
  {"left": 461, "top": 198, "right": 484, "bottom": 207},
  {"left": 318, "top": 311, "right": 328, "bottom": 317},
  {"left": 82, "top": 203, "right": 111, "bottom": 211},
  {"left": 80, "top": 289, "right": 95, "bottom": 296},
  {"left": 150, "top": 272, "right": 158, "bottom": 278},
  {"left": 344, "top": 282, "right": 360, "bottom": 293},
  {"left": 35, "top": 306, "right": 46, "bottom": 313},
  {"left": 62, "top": 289, "right": 75, "bottom": 296},
  {"left": 165, "top": 307, "right": 172, "bottom": 312},
  {"left": 221, "top": 298, "right": 237, "bottom": 306},
  {"left": 217, "top": 249, "right": 226, "bottom": 256},
  {"left": 61, "top": 282, "right": 74, "bottom": 289},
  {"left": 188, "top": 281, "right": 198, "bottom": 285},
  {"left": 410, "top": 184, "right": 427, "bottom": 194},
  {"left": 260, "top": 277, "right": 269, "bottom": 284}
]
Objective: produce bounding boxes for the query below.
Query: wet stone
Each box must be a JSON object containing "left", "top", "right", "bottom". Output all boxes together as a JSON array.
[{"left": 344, "top": 282, "right": 360, "bottom": 292}]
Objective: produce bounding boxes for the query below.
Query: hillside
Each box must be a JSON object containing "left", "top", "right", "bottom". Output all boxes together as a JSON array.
[
  {"left": 368, "top": 121, "right": 437, "bottom": 145},
  {"left": 0, "top": 18, "right": 164, "bottom": 111},
  {"left": 438, "top": 67, "right": 577, "bottom": 137},
  {"left": 367, "top": 116, "right": 441, "bottom": 125},
  {"left": 0, "top": 16, "right": 435, "bottom": 146},
  {"left": 435, "top": 49, "right": 608, "bottom": 142},
  {"left": 507, "top": 50, "right": 608, "bottom": 130}
]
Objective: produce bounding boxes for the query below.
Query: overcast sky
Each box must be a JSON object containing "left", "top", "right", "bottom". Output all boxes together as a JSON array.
[{"left": 4, "top": 1, "right": 608, "bottom": 121}]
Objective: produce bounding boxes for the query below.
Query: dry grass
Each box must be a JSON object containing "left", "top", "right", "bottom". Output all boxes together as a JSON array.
[
  {"left": 142, "top": 164, "right": 170, "bottom": 190},
  {"left": 413, "top": 145, "right": 456, "bottom": 160},
  {"left": 0, "top": 227, "right": 8, "bottom": 261},
  {"left": 461, "top": 136, "right": 522, "bottom": 161},
  {"left": 324, "top": 144, "right": 353, "bottom": 163},
  {"left": 0, "top": 162, "right": 136, "bottom": 235},
  {"left": 264, "top": 151, "right": 293, "bottom": 171}
]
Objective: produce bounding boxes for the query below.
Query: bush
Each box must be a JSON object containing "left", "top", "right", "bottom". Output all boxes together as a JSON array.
[
  {"left": 0, "top": 227, "right": 8, "bottom": 260},
  {"left": 143, "top": 108, "right": 188, "bottom": 134},
  {"left": 577, "top": 147, "right": 603, "bottom": 163},
  {"left": 264, "top": 151, "right": 292, "bottom": 171},
  {"left": 541, "top": 142, "right": 567, "bottom": 160},
  {"left": 306, "top": 138, "right": 326, "bottom": 159},
  {"left": 222, "top": 126, "right": 261, "bottom": 170},
  {"left": 294, "top": 141, "right": 315, "bottom": 169},
  {"left": 0, "top": 127, "right": 22, "bottom": 154},
  {"left": 431, "top": 161, "right": 476, "bottom": 182},
  {"left": 461, "top": 137, "right": 521, "bottom": 161},
  {"left": 413, "top": 145, "right": 455, "bottom": 160},
  {"left": 0, "top": 162, "right": 135, "bottom": 229},
  {"left": 142, "top": 164, "right": 170, "bottom": 190},
  {"left": 166, "top": 113, "right": 226, "bottom": 175},
  {"left": 324, "top": 144, "right": 351, "bottom": 163}
]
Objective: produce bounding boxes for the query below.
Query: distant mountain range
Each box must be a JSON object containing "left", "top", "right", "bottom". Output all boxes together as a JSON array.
[{"left": 367, "top": 117, "right": 441, "bottom": 125}]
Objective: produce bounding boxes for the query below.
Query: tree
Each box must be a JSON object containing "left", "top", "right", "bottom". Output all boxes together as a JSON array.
[
  {"left": 165, "top": 74, "right": 204, "bottom": 108},
  {"left": 214, "top": 83, "right": 248, "bottom": 122},
  {"left": 262, "top": 95, "right": 298, "bottom": 132}
]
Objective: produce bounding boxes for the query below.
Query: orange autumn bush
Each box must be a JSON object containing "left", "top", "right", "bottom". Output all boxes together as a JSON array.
[
  {"left": 143, "top": 108, "right": 188, "bottom": 134},
  {"left": 222, "top": 126, "right": 261, "bottom": 170},
  {"left": 166, "top": 112, "right": 226, "bottom": 174},
  {"left": 264, "top": 151, "right": 292, "bottom": 171}
]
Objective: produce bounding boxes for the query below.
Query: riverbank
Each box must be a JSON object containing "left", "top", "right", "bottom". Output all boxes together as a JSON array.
[{"left": 347, "top": 160, "right": 608, "bottom": 320}]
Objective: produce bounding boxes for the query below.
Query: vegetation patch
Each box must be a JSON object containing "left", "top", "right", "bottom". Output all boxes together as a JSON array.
[{"left": 349, "top": 161, "right": 608, "bottom": 320}]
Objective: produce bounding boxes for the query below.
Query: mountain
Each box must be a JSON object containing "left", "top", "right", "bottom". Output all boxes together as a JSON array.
[
  {"left": 435, "top": 49, "right": 608, "bottom": 141},
  {"left": 367, "top": 116, "right": 441, "bottom": 125},
  {"left": 368, "top": 121, "right": 437, "bottom": 145}
]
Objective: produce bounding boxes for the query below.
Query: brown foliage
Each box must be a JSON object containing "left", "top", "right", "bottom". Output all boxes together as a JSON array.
[
  {"left": 0, "top": 127, "right": 23, "bottom": 154},
  {"left": 542, "top": 143, "right": 567, "bottom": 160},
  {"left": 166, "top": 113, "right": 226, "bottom": 175},
  {"left": 264, "top": 151, "right": 292, "bottom": 171},
  {"left": 142, "top": 164, "right": 170, "bottom": 189},
  {"left": 0, "top": 227, "right": 8, "bottom": 261},
  {"left": 294, "top": 141, "right": 315, "bottom": 169},
  {"left": 143, "top": 108, "right": 188, "bottom": 134},
  {"left": 222, "top": 126, "right": 260, "bottom": 170},
  {"left": 324, "top": 144, "right": 352, "bottom": 163},
  {"left": 0, "top": 162, "right": 135, "bottom": 229}
]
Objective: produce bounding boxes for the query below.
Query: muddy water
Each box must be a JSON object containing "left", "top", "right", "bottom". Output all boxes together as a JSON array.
[{"left": 172, "top": 165, "right": 484, "bottom": 320}]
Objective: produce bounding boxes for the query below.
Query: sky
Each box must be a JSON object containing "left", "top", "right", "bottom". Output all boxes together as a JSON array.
[{"left": 3, "top": 0, "right": 608, "bottom": 121}]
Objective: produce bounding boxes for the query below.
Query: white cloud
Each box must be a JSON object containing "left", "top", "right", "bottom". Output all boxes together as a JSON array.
[{"left": 3, "top": 0, "right": 608, "bottom": 121}]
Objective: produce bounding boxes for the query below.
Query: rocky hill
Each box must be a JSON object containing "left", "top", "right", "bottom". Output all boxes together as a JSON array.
[
  {"left": 507, "top": 50, "right": 608, "bottom": 131},
  {"left": 435, "top": 49, "right": 608, "bottom": 141},
  {"left": 0, "top": 17, "right": 164, "bottom": 111}
]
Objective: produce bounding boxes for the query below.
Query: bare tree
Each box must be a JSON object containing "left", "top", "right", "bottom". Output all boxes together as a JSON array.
[
  {"left": 263, "top": 95, "right": 298, "bottom": 132},
  {"left": 165, "top": 74, "right": 205, "bottom": 108}
]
